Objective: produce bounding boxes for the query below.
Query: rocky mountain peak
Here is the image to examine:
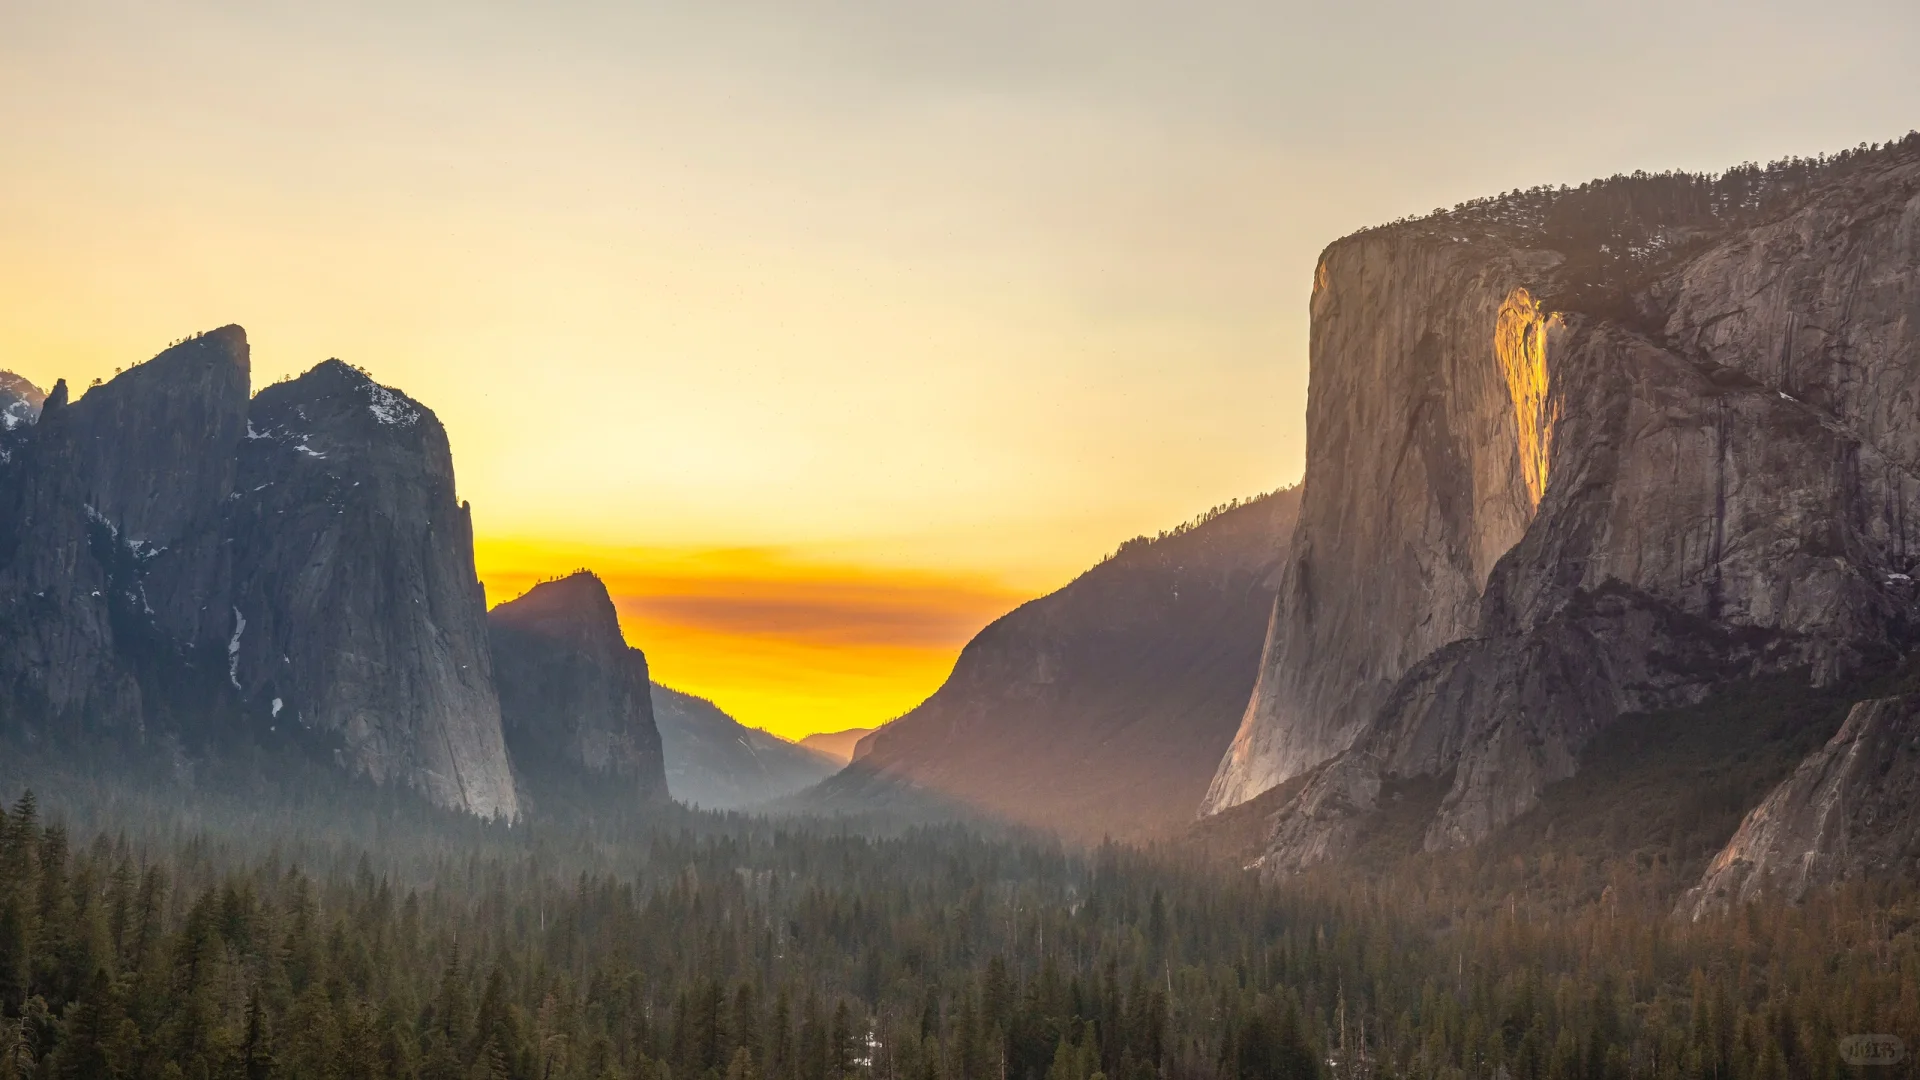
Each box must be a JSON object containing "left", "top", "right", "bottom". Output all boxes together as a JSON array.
[
  {"left": 488, "top": 569, "right": 668, "bottom": 802},
  {"left": 0, "top": 327, "right": 252, "bottom": 733},
  {"left": 249, "top": 361, "right": 433, "bottom": 461},
  {"left": 64, "top": 326, "right": 251, "bottom": 544},
  {"left": 490, "top": 571, "right": 627, "bottom": 653},
  {"left": 285, "top": 359, "right": 425, "bottom": 426},
  {"left": 0, "top": 372, "right": 44, "bottom": 433}
]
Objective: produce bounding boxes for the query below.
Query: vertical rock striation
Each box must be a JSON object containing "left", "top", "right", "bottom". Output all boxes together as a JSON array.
[{"left": 1208, "top": 137, "right": 1920, "bottom": 870}]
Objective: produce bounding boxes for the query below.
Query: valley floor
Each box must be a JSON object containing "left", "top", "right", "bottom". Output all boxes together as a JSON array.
[{"left": 1, "top": 718, "right": 1916, "bottom": 1080}]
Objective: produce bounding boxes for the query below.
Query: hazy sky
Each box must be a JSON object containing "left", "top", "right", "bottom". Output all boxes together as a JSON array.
[{"left": 4, "top": 1, "right": 1916, "bottom": 737}]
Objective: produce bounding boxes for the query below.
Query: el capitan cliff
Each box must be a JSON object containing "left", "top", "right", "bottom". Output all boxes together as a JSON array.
[{"left": 1207, "top": 134, "right": 1920, "bottom": 878}]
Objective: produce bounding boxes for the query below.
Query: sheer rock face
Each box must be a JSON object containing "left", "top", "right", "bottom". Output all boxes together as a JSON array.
[
  {"left": 488, "top": 572, "right": 668, "bottom": 802},
  {"left": 0, "top": 331, "right": 250, "bottom": 730},
  {"left": 1209, "top": 145, "right": 1920, "bottom": 870},
  {"left": 1202, "top": 242, "right": 1544, "bottom": 817},
  {"left": 0, "top": 335, "right": 522, "bottom": 819},
  {"left": 810, "top": 489, "right": 1301, "bottom": 841},
  {"left": 1685, "top": 695, "right": 1920, "bottom": 918},
  {"left": 228, "top": 360, "right": 519, "bottom": 819}
]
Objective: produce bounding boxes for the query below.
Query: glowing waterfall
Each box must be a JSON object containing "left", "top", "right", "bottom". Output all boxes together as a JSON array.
[{"left": 1494, "top": 288, "right": 1560, "bottom": 509}]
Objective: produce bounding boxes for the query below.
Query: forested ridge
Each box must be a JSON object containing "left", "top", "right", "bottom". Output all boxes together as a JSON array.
[
  {"left": 1, "top": 774, "right": 1917, "bottom": 1080},
  {"left": 1352, "top": 130, "right": 1920, "bottom": 322}
]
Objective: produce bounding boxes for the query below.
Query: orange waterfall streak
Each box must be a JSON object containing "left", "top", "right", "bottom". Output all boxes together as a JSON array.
[{"left": 1495, "top": 287, "right": 1560, "bottom": 509}]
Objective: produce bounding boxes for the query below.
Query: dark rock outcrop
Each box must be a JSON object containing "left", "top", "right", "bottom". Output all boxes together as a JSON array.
[
  {"left": 1205, "top": 136, "right": 1920, "bottom": 871},
  {"left": 488, "top": 571, "right": 668, "bottom": 802},
  {"left": 806, "top": 488, "right": 1301, "bottom": 841},
  {"left": 651, "top": 683, "right": 836, "bottom": 808},
  {"left": 0, "top": 332, "right": 521, "bottom": 818},
  {"left": 1684, "top": 695, "right": 1920, "bottom": 917}
]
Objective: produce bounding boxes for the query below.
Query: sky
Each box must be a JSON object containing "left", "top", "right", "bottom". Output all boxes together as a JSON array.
[{"left": 3, "top": 1, "right": 1917, "bottom": 738}]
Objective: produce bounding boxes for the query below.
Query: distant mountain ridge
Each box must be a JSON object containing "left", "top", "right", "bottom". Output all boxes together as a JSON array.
[
  {"left": 651, "top": 684, "right": 837, "bottom": 808},
  {"left": 798, "top": 727, "right": 873, "bottom": 764},
  {"left": 800, "top": 487, "right": 1301, "bottom": 841}
]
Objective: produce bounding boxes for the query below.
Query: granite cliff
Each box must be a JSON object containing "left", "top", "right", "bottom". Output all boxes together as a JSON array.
[
  {"left": 1206, "top": 135, "right": 1920, "bottom": 871},
  {"left": 228, "top": 360, "right": 519, "bottom": 817},
  {"left": 488, "top": 571, "right": 668, "bottom": 803},
  {"left": 0, "top": 330, "right": 520, "bottom": 818}
]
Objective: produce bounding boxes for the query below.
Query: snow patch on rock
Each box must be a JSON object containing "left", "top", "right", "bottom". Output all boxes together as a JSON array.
[
  {"left": 366, "top": 383, "right": 421, "bottom": 426},
  {"left": 228, "top": 607, "right": 247, "bottom": 690}
]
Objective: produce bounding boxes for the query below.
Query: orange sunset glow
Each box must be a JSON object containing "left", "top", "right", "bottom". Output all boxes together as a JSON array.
[
  {"left": 476, "top": 541, "right": 1025, "bottom": 738},
  {"left": 7, "top": 3, "right": 1914, "bottom": 738}
]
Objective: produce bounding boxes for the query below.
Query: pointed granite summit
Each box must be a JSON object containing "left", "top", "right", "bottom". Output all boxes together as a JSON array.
[{"left": 489, "top": 571, "right": 669, "bottom": 804}]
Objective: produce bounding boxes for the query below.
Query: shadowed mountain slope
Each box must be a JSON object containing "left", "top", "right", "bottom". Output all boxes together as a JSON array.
[
  {"left": 800, "top": 488, "right": 1301, "bottom": 841},
  {"left": 651, "top": 684, "right": 837, "bottom": 809}
]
